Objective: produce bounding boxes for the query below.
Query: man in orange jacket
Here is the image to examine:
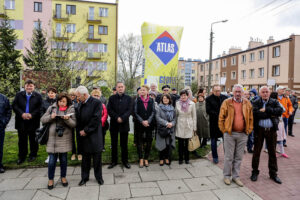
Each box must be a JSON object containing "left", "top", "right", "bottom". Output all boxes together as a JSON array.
[{"left": 276, "top": 86, "right": 293, "bottom": 147}]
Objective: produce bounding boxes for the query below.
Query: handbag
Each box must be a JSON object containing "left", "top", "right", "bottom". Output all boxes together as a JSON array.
[
  {"left": 158, "top": 126, "right": 171, "bottom": 138},
  {"left": 188, "top": 131, "right": 200, "bottom": 152},
  {"left": 35, "top": 123, "right": 50, "bottom": 145}
]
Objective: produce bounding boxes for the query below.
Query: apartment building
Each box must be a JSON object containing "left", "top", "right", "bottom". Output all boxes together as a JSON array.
[
  {"left": 197, "top": 58, "right": 221, "bottom": 89},
  {"left": 178, "top": 58, "right": 199, "bottom": 88},
  {"left": 0, "top": 0, "right": 118, "bottom": 87}
]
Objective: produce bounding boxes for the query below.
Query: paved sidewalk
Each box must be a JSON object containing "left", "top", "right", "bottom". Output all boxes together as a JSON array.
[{"left": 0, "top": 158, "right": 262, "bottom": 200}]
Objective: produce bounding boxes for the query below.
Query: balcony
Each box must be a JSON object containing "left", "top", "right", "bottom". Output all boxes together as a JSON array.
[
  {"left": 87, "top": 14, "right": 102, "bottom": 24},
  {"left": 87, "top": 52, "right": 102, "bottom": 60},
  {"left": 53, "top": 32, "right": 69, "bottom": 41},
  {"left": 87, "top": 33, "right": 101, "bottom": 42},
  {"left": 53, "top": 12, "right": 69, "bottom": 21}
]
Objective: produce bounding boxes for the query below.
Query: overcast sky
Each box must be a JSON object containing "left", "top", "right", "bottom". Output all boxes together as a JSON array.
[{"left": 88, "top": 0, "right": 300, "bottom": 60}]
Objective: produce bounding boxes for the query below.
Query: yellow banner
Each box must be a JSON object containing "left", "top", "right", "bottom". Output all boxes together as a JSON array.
[{"left": 141, "top": 22, "right": 183, "bottom": 90}]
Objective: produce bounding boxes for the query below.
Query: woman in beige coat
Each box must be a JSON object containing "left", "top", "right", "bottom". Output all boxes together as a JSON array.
[
  {"left": 41, "top": 93, "right": 76, "bottom": 190},
  {"left": 175, "top": 90, "right": 197, "bottom": 164}
]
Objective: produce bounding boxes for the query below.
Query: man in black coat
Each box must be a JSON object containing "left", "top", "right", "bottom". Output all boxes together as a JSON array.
[
  {"left": 107, "top": 82, "right": 132, "bottom": 169},
  {"left": 251, "top": 86, "right": 283, "bottom": 184},
  {"left": 76, "top": 86, "right": 104, "bottom": 186},
  {"left": 12, "top": 80, "right": 43, "bottom": 164},
  {"left": 205, "top": 85, "right": 227, "bottom": 164},
  {"left": 0, "top": 93, "right": 12, "bottom": 173}
]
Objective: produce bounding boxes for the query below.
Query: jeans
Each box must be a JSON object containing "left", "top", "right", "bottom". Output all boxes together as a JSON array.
[
  {"left": 282, "top": 117, "right": 288, "bottom": 145},
  {"left": 0, "top": 128, "right": 5, "bottom": 168},
  {"left": 48, "top": 153, "right": 67, "bottom": 180},
  {"left": 247, "top": 131, "right": 254, "bottom": 151},
  {"left": 211, "top": 137, "right": 218, "bottom": 159}
]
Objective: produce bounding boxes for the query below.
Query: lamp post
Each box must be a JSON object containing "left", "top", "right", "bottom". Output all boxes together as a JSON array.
[{"left": 208, "top": 19, "right": 228, "bottom": 93}]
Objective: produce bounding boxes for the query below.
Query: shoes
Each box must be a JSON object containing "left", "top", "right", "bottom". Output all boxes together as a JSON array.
[
  {"left": 232, "top": 178, "right": 244, "bottom": 187},
  {"left": 250, "top": 174, "right": 258, "bottom": 182},
  {"left": 165, "top": 159, "right": 170, "bottom": 166},
  {"left": 78, "top": 179, "right": 88, "bottom": 186},
  {"left": 179, "top": 160, "right": 183, "bottom": 165},
  {"left": 281, "top": 153, "right": 289, "bottom": 158},
  {"left": 144, "top": 160, "right": 149, "bottom": 167},
  {"left": 213, "top": 158, "right": 219, "bottom": 164},
  {"left": 270, "top": 176, "right": 282, "bottom": 184},
  {"left": 77, "top": 154, "right": 82, "bottom": 161},
  {"left": 45, "top": 156, "right": 49, "bottom": 163},
  {"left": 61, "top": 177, "right": 68, "bottom": 187},
  {"left": 28, "top": 156, "right": 36, "bottom": 162},
  {"left": 139, "top": 159, "right": 144, "bottom": 168},
  {"left": 0, "top": 167, "right": 5, "bottom": 173},
  {"left": 224, "top": 178, "right": 231, "bottom": 185},
  {"left": 97, "top": 178, "right": 104, "bottom": 185},
  {"left": 185, "top": 160, "right": 190, "bottom": 164},
  {"left": 48, "top": 180, "right": 54, "bottom": 190},
  {"left": 159, "top": 160, "right": 164, "bottom": 166},
  {"left": 123, "top": 163, "right": 131, "bottom": 169},
  {"left": 71, "top": 154, "right": 76, "bottom": 161},
  {"left": 17, "top": 159, "right": 25, "bottom": 165},
  {"left": 108, "top": 163, "right": 117, "bottom": 169},
  {"left": 289, "top": 134, "right": 295, "bottom": 137},
  {"left": 283, "top": 144, "right": 287, "bottom": 147}
]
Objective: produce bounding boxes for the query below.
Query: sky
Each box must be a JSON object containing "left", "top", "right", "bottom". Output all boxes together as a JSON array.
[{"left": 86, "top": 0, "right": 300, "bottom": 60}]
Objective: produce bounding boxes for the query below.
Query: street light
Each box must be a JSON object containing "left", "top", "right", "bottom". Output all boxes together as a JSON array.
[{"left": 208, "top": 19, "right": 228, "bottom": 93}]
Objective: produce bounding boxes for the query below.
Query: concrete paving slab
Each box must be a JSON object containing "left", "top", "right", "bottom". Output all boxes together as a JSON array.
[
  {"left": 207, "top": 164, "right": 223, "bottom": 175},
  {"left": 157, "top": 180, "right": 190, "bottom": 195},
  {"left": 0, "top": 177, "right": 31, "bottom": 191},
  {"left": 169, "top": 162, "right": 193, "bottom": 169},
  {"left": 139, "top": 171, "right": 168, "bottom": 182},
  {"left": 55, "top": 166, "right": 75, "bottom": 176},
  {"left": 146, "top": 164, "right": 170, "bottom": 171},
  {"left": 25, "top": 176, "right": 56, "bottom": 189},
  {"left": 32, "top": 190, "right": 61, "bottom": 200},
  {"left": 67, "top": 186, "right": 99, "bottom": 200},
  {"left": 183, "top": 190, "right": 219, "bottom": 200},
  {"left": 123, "top": 164, "right": 147, "bottom": 173},
  {"left": 73, "top": 167, "right": 81, "bottom": 175},
  {"left": 130, "top": 182, "right": 161, "bottom": 197},
  {"left": 115, "top": 172, "right": 141, "bottom": 184},
  {"left": 208, "top": 175, "right": 238, "bottom": 189},
  {"left": 0, "top": 169, "right": 24, "bottom": 179},
  {"left": 55, "top": 175, "right": 81, "bottom": 188},
  {"left": 18, "top": 168, "right": 36, "bottom": 178},
  {"left": 0, "top": 189, "right": 36, "bottom": 200},
  {"left": 190, "top": 159, "right": 213, "bottom": 167},
  {"left": 25, "top": 168, "right": 47, "bottom": 177},
  {"left": 102, "top": 165, "right": 123, "bottom": 174},
  {"left": 41, "top": 187, "right": 69, "bottom": 199},
  {"left": 153, "top": 194, "right": 186, "bottom": 200},
  {"left": 183, "top": 177, "right": 218, "bottom": 192},
  {"left": 103, "top": 173, "right": 114, "bottom": 185},
  {"left": 213, "top": 188, "right": 252, "bottom": 200},
  {"left": 163, "top": 168, "right": 192, "bottom": 180},
  {"left": 187, "top": 166, "right": 216, "bottom": 177},
  {"left": 128, "top": 197, "right": 153, "bottom": 200},
  {"left": 239, "top": 187, "right": 263, "bottom": 200},
  {"left": 99, "top": 184, "right": 131, "bottom": 200}
]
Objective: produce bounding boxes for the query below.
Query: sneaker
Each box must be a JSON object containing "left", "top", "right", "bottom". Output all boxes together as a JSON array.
[
  {"left": 224, "top": 178, "right": 231, "bottom": 185},
  {"left": 71, "top": 154, "right": 76, "bottom": 161},
  {"left": 281, "top": 153, "right": 289, "bottom": 158},
  {"left": 45, "top": 156, "right": 49, "bottom": 163},
  {"left": 232, "top": 178, "right": 244, "bottom": 187},
  {"left": 78, "top": 154, "right": 82, "bottom": 161}
]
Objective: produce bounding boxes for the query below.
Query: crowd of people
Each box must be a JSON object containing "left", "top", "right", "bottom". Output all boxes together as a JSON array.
[{"left": 0, "top": 79, "right": 298, "bottom": 189}]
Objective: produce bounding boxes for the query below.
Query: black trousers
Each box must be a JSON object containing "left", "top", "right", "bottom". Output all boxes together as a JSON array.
[
  {"left": 72, "top": 128, "right": 83, "bottom": 155},
  {"left": 252, "top": 127, "right": 278, "bottom": 177},
  {"left": 288, "top": 112, "right": 295, "bottom": 135},
  {"left": 136, "top": 128, "right": 153, "bottom": 160},
  {"left": 81, "top": 152, "right": 102, "bottom": 181},
  {"left": 159, "top": 146, "right": 171, "bottom": 160},
  {"left": 18, "top": 129, "right": 38, "bottom": 159},
  {"left": 102, "top": 128, "right": 106, "bottom": 148},
  {"left": 177, "top": 138, "right": 189, "bottom": 162},
  {"left": 110, "top": 130, "right": 128, "bottom": 164}
]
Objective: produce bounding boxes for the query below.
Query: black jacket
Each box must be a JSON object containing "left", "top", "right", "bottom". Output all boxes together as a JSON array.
[
  {"left": 134, "top": 97, "right": 155, "bottom": 131},
  {"left": 41, "top": 97, "right": 56, "bottom": 116},
  {"left": 252, "top": 97, "right": 283, "bottom": 131},
  {"left": 107, "top": 93, "right": 132, "bottom": 132},
  {"left": 12, "top": 91, "right": 43, "bottom": 131},
  {"left": 77, "top": 97, "right": 103, "bottom": 153},
  {"left": 289, "top": 95, "right": 298, "bottom": 112},
  {"left": 205, "top": 94, "right": 227, "bottom": 138},
  {"left": 0, "top": 93, "right": 12, "bottom": 129}
]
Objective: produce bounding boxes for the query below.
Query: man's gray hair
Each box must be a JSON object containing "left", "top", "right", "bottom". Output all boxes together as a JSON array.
[
  {"left": 76, "top": 86, "right": 89, "bottom": 95},
  {"left": 259, "top": 86, "right": 269, "bottom": 92},
  {"left": 150, "top": 83, "right": 157, "bottom": 87},
  {"left": 233, "top": 84, "right": 243, "bottom": 91}
]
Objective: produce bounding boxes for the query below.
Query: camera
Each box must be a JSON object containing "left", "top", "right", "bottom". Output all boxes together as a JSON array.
[{"left": 56, "top": 126, "right": 65, "bottom": 137}]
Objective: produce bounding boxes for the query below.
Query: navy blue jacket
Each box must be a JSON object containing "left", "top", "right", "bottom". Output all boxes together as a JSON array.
[{"left": 0, "top": 93, "right": 12, "bottom": 129}]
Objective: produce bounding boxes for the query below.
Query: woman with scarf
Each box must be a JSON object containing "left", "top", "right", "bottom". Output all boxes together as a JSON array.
[
  {"left": 155, "top": 94, "right": 176, "bottom": 166},
  {"left": 134, "top": 85, "right": 155, "bottom": 168},
  {"left": 175, "top": 89, "right": 197, "bottom": 164}
]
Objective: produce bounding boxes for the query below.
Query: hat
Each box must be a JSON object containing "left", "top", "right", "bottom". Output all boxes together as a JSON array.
[
  {"left": 136, "top": 87, "right": 141, "bottom": 92},
  {"left": 172, "top": 88, "right": 177, "bottom": 91},
  {"left": 112, "top": 87, "right": 116, "bottom": 91},
  {"left": 276, "top": 86, "right": 286, "bottom": 91},
  {"left": 162, "top": 85, "right": 170, "bottom": 90},
  {"left": 149, "top": 91, "right": 157, "bottom": 97}
]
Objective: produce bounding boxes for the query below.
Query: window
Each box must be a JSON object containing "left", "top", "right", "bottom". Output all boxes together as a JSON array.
[
  {"left": 231, "top": 57, "right": 236, "bottom": 65},
  {"left": 55, "top": 4, "right": 61, "bottom": 18},
  {"left": 222, "top": 72, "right": 226, "bottom": 77},
  {"left": 88, "top": 25, "right": 94, "bottom": 38},
  {"left": 215, "top": 74, "right": 219, "bottom": 81},
  {"left": 200, "top": 65, "right": 204, "bottom": 72},
  {"left": 231, "top": 71, "right": 236, "bottom": 80},
  {"left": 89, "top": 7, "right": 94, "bottom": 20},
  {"left": 66, "top": 5, "right": 76, "bottom": 15},
  {"left": 241, "top": 55, "right": 246, "bottom": 63},
  {"left": 98, "top": 26, "right": 108, "bottom": 35},
  {"left": 250, "top": 53, "right": 255, "bottom": 62},
  {"left": 56, "top": 23, "right": 61, "bottom": 37},
  {"left": 5, "top": 0, "right": 15, "bottom": 9},
  {"left": 34, "top": 2, "right": 42, "bottom": 12},
  {"left": 9, "top": 20, "right": 15, "bottom": 29},
  {"left": 249, "top": 69, "right": 255, "bottom": 78},
  {"left": 98, "top": 43, "right": 107, "bottom": 53},
  {"left": 97, "top": 62, "right": 107, "bottom": 71},
  {"left": 273, "top": 46, "right": 280, "bottom": 57},
  {"left": 259, "top": 50, "right": 264, "bottom": 60},
  {"left": 99, "top": 8, "right": 108, "bottom": 17},
  {"left": 200, "top": 76, "right": 204, "bottom": 82},
  {"left": 241, "top": 70, "right": 246, "bottom": 79},
  {"left": 34, "top": 21, "right": 42, "bottom": 30},
  {"left": 192, "top": 70, "right": 195, "bottom": 74},
  {"left": 222, "top": 59, "right": 227, "bottom": 67},
  {"left": 66, "top": 24, "right": 76, "bottom": 33},
  {"left": 206, "top": 64, "right": 209, "bottom": 71},
  {"left": 272, "top": 65, "right": 280, "bottom": 76},
  {"left": 68, "top": 42, "right": 76, "bottom": 51},
  {"left": 88, "top": 62, "right": 95, "bottom": 76},
  {"left": 258, "top": 68, "right": 264, "bottom": 77}
]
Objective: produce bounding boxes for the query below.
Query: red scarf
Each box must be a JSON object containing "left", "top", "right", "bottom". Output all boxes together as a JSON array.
[
  {"left": 141, "top": 95, "right": 149, "bottom": 110},
  {"left": 59, "top": 106, "right": 68, "bottom": 111}
]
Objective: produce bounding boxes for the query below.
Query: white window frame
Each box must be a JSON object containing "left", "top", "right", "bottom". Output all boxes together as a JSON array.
[
  {"left": 231, "top": 71, "right": 236, "bottom": 80},
  {"left": 259, "top": 50, "right": 264, "bottom": 60},
  {"left": 99, "top": 7, "right": 108, "bottom": 17},
  {"left": 250, "top": 53, "right": 255, "bottom": 62},
  {"left": 5, "top": 0, "right": 15, "bottom": 10},
  {"left": 273, "top": 65, "right": 280, "bottom": 76},
  {"left": 66, "top": 24, "right": 76, "bottom": 33},
  {"left": 215, "top": 74, "right": 219, "bottom": 81},
  {"left": 98, "top": 26, "right": 108, "bottom": 35},
  {"left": 258, "top": 67, "right": 264, "bottom": 77},
  {"left": 231, "top": 57, "right": 236, "bottom": 65},
  {"left": 241, "top": 55, "right": 246, "bottom": 63},
  {"left": 241, "top": 70, "right": 246, "bottom": 79},
  {"left": 89, "top": 7, "right": 94, "bottom": 20},
  {"left": 56, "top": 23, "right": 61, "bottom": 37},
  {"left": 98, "top": 43, "right": 107, "bottom": 53},
  {"left": 223, "top": 59, "right": 227, "bottom": 67},
  {"left": 250, "top": 69, "right": 255, "bottom": 78},
  {"left": 273, "top": 46, "right": 280, "bottom": 57}
]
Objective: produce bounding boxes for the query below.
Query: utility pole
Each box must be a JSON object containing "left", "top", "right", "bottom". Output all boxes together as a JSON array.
[{"left": 208, "top": 20, "right": 228, "bottom": 93}]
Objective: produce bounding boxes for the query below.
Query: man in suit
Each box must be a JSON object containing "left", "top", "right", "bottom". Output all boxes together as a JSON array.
[
  {"left": 107, "top": 82, "right": 132, "bottom": 169},
  {"left": 75, "top": 86, "right": 104, "bottom": 186},
  {"left": 12, "top": 80, "right": 43, "bottom": 164}
]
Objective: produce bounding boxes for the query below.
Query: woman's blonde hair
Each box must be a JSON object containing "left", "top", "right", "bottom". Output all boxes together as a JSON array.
[
  {"left": 91, "top": 90, "right": 101, "bottom": 97},
  {"left": 141, "top": 85, "right": 150, "bottom": 91},
  {"left": 68, "top": 88, "right": 76, "bottom": 95}
]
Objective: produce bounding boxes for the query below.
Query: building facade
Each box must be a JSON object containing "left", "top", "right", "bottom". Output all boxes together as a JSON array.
[{"left": 178, "top": 58, "right": 199, "bottom": 89}]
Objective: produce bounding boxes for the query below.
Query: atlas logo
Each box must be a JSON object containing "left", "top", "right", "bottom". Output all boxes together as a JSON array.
[{"left": 150, "top": 31, "right": 178, "bottom": 65}]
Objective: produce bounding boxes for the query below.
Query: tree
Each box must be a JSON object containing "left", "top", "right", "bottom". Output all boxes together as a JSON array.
[
  {"left": 23, "top": 19, "right": 52, "bottom": 71},
  {"left": 0, "top": 16, "right": 22, "bottom": 97},
  {"left": 118, "top": 33, "right": 143, "bottom": 92},
  {"left": 191, "top": 81, "right": 199, "bottom": 96}
]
